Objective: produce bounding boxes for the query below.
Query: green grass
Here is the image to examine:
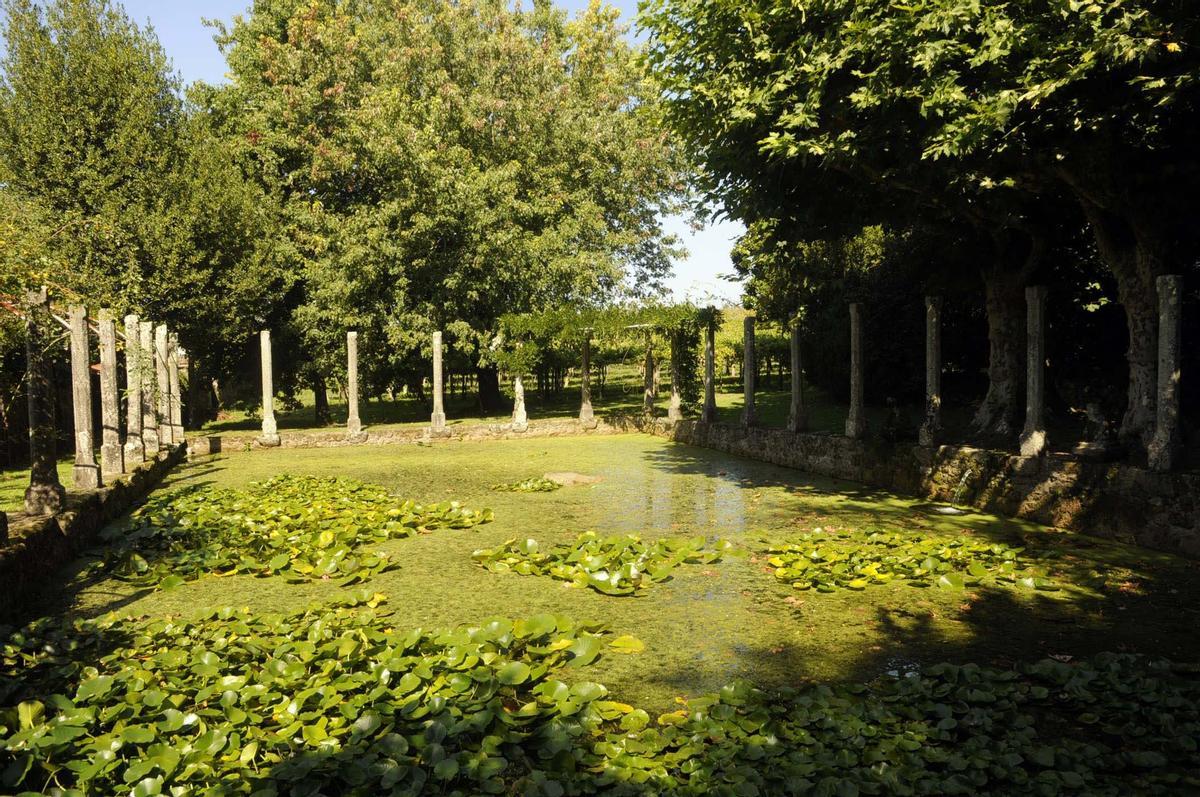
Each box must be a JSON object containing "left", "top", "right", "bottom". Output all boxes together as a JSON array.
[
  {"left": 29, "top": 434, "right": 1200, "bottom": 712},
  {"left": 0, "top": 458, "right": 71, "bottom": 513}
]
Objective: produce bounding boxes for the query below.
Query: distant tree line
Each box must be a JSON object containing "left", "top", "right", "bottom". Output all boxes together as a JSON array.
[{"left": 0, "top": 0, "right": 685, "bottom": 457}]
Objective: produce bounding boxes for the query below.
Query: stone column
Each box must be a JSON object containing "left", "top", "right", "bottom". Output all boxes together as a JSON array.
[
  {"left": 123, "top": 314, "right": 144, "bottom": 464},
  {"left": 642, "top": 330, "right": 656, "bottom": 416},
  {"left": 154, "top": 325, "right": 172, "bottom": 449},
  {"left": 139, "top": 321, "right": 159, "bottom": 454},
  {"left": 168, "top": 332, "right": 184, "bottom": 442},
  {"left": 97, "top": 310, "right": 124, "bottom": 480},
  {"left": 788, "top": 320, "right": 807, "bottom": 433},
  {"left": 430, "top": 331, "right": 447, "bottom": 435},
  {"left": 702, "top": 322, "right": 717, "bottom": 423},
  {"left": 579, "top": 331, "right": 596, "bottom": 428},
  {"left": 512, "top": 375, "right": 528, "bottom": 432},
  {"left": 258, "top": 329, "right": 281, "bottom": 447},
  {"left": 23, "top": 288, "right": 67, "bottom": 514},
  {"left": 1018, "top": 286, "right": 1049, "bottom": 457},
  {"left": 1148, "top": 275, "right": 1183, "bottom": 472},
  {"left": 668, "top": 332, "right": 684, "bottom": 422},
  {"left": 69, "top": 305, "right": 101, "bottom": 490},
  {"left": 346, "top": 331, "right": 364, "bottom": 438},
  {"left": 919, "top": 297, "right": 944, "bottom": 446},
  {"left": 845, "top": 303, "right": 867, "bottom": 439},
  {"left": 741, "top": 316, "right": 757, "bottom": 427}
]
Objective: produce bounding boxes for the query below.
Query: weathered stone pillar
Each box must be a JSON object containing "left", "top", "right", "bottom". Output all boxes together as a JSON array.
[
  {"left": 258, "top": 329, "right": 281, "bottom": 447},
  {"left": 788, "top": 320, "right": 806, "bottom": 433},
  {"left": 579, "top": 331, "right": 596, "bottom": 428},
  {"left": 139, "top": 322, "right": 159, "bottom": 454},
  {"left": 154, "top": 324, "right": 172, "bottom": 449},
  {"left": 430, "top": 331, "right": 447, "bottom": 435},
  {"left": 69, "top": 305, "right": 101, "bottom": 490},
  {"left": 642, "top": 330, "right": 656, "bottom": 416},
  {"left": 512, "top": 375, "right": 528, "bottom": 432},
  {"left": 845, "top": 303, "right": 867, "bottom": 439},
  {"left": 347, "top": 331, "right": 364, "bottom": 439},
  {"left": 24, "top": 288, "right": 67, "bottom": 514},
  {"left": 168, "top": 332, "right": 184, "bottom": 442},
  {"left": 123, "top": 314, "right": 144, "bottom": 464},
  {"left": 97, "top": 310, "right": 124, "bottom": 480},
  {"left": 1148, "top": 275, "right": 1183, "bottom": 472},
  {"left": 919, "top": 297, "right": 943, "bottom": 446},
  {"left": 741, "top": 316, "right": 757, "bottom": 427},
  {"left": 1018, "top": 286, "right": 1049, "bottom": 457},
  {"left": 702, "top": 322, "right": 717, "bottom": 423},
  {"left": 668, "top": 332, "right": 684, "bottom": 423}
]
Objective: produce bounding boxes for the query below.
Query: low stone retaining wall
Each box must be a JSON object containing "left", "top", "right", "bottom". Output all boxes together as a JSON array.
[
  {"left": 0, "top": 445, "right": 187, "bottom": 623},
  {"left": 190, "top": 417, "right": 643, "bottom": 454},
  {"left": 656, "top": 420, "right": 1200, "bottom": 558}
]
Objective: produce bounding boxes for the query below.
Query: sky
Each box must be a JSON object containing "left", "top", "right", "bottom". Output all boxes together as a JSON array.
[{"left": 118, "top": 0, "right": 746, "bottom": 305}]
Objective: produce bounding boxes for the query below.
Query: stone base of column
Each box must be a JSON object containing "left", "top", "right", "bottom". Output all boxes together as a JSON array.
[
  {"left": 1018, "top": 427, "right": 1048, "bottom": 457},
  {"left": 24, "top": 481, "right": 67, "bottom": 516},
  {"left": 257, "top": 433, "right": 282, "bottom": 448},
  {"left": 429, "top": 413, "right": 450, "bottom": 438},
  {"left": 579, "top": 404, "right": 597, "bottom": 429},
  {"left": 845, "top": 414, "right": 867, "bottom": 440},
  {"left": 789, "top": 413, "right": 808, "bottom": 434},
  {"left": 101, "top": 444, "right": 124, "bottom": 481},
  {"left": 123, "top": 440, "right": 145, "bottom": 466},
  {"left": 1147, "top": 433, "right": 1182, "bottom": 473},
  {"left": 73, "top": 464, "right": 101, "bottom": 491},
  {"left": 346, "top": 424, "right": 368, "bottom": 443},
  {"left": 668, "top": 402, "right": 683, "bottom": 423},
  {"left": 741, "top": 409, "right": 757, "bottom": 428},
  {"left": 511, "top": 421, "right": 529, "bottom": 433}
]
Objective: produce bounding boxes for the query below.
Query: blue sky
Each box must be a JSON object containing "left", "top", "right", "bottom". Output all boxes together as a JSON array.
[{"left": 120, "top": 0, "right": 746, "bottom": 305}]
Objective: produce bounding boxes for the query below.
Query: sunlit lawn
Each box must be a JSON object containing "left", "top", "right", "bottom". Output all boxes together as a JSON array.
[{"left": 34, "top": 434, "right": 1200, "bottom": 712}]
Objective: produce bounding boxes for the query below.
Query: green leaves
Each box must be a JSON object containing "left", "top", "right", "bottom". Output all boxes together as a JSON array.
[
  {"left": 473, "top": 532, "right": 730, "bottom": 595},
  {"left": 101, "top": 475, "right": 493, "bottom": 590},
  {"left": 765, "top": 529, "right": 1054, "bottom": 593},
  {"left": 491, "top": 477, "right": 563, "bottom": 493},
  {"left": 2, "top": 593, "right": 1199, "bottom": 795}
]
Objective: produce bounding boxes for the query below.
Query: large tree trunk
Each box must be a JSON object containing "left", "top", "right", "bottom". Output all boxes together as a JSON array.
[
  {"left": 476, "top": 366, "right": 503, "bottom": 414},
  {"left": 1079, "top": 203, "right": 1162, "bottom": 452},
  {"left": 972, "top": 267, "right": 1026, "bottom": 439},
  {"left": 313, "top": 376, "right": 332, "bottom": 426},
  {"left": 971, "top": 232, "right": 1041, "bottom": 441}
]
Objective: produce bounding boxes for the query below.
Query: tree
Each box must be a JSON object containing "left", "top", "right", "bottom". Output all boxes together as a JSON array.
[
  {"left": 209, "top": 0, "right": 687, "bottom": 412},
  {"left": 641, "top": 0, "right": 1200, "bottom": 450}
]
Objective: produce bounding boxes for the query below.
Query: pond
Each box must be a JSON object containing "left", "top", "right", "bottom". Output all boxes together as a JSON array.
[{"left": 38, "top": 433, "right": 1200, "bottom": 712}]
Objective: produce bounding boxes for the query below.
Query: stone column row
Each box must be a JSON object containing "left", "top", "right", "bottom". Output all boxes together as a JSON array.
[{"left": 24, "top": 296, "right": 185, "bottom": 514}]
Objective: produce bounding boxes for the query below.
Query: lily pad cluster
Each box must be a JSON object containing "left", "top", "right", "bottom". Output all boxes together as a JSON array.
[
  {"left": 473, "top": 532, "right": 729, "bottom": 595},
  {"left": 490, "top": 477, "right": 562, "bottom": 493},
  {"left": 102, "top": 475, "right": 494, "bottom": 590},
  {"left": 3, "top": 597, "right": 1199, "bottom": 795},
  {"left": 765, "top": 530, "right": 1057, "bottom": 592},
  {"left": 0, "top": 593, "right": 639, "bottom": 795}
]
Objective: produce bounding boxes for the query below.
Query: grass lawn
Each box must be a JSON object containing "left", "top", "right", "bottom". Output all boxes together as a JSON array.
[{"left": 32, "top": 434, "right": 1200, "bottom": 711}]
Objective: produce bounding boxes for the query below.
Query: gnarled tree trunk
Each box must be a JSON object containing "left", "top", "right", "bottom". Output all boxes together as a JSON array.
[{"left": 313, "top": 376, "right": 332, "bottom": 426}]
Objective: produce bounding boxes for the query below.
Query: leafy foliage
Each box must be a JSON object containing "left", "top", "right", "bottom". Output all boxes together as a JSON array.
[
  {"left": 102, "top": 476, "right": 493, "bottom": 589},
  {"left": 0, "top": 594, "right": 636, "bottom": 795},
  {"left": 764, "top": 530, "right": 1058, "bottom": 593},
  {"left": 3, "top": 595, "right": 1199, "bottom": 795},
  {"left": 473, "top": 532, "right": 729, "bottom": 596},
  {"left": 491, "top": 478, "right": 563, "bottom": 494}
]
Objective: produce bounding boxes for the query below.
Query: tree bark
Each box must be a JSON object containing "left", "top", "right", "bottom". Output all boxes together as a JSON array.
[
  {"left": 476, "top": 366, "right": 503, "bottom": 413},
  {"left": 313, "top": 376, "right": 332, "bottom": 426},
  {"left": 971, "top": 232, "right": 1041, "bottom": 440},
  {"left": 1078, "top": 202, "right": 1161, "bottom": 452}
]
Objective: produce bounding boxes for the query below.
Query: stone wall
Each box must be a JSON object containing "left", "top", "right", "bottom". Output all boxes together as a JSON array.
[
  {"left": 193, "top": 417, "right": 643, "bottom": 453},
  {"left": 0, "top": 445, "right": 187, "bottom": 623},
  {"left": 656, "top": 420, "right": 1200, "bottom": 558}
]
